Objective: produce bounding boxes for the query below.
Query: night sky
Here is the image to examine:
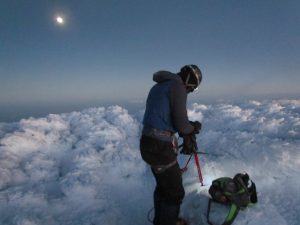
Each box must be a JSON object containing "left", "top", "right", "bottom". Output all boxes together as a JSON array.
[{"left": 1, "top": 0, "right": 300, "bottom": 121}]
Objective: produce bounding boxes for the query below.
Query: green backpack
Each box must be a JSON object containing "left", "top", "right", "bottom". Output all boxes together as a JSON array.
[{"left": 207, "top": 173, "right": 257, "bottom": 225}]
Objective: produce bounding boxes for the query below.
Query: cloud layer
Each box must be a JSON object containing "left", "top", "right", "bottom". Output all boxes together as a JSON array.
[{"left": 0, "top": 100, "right": 299, "bottom": 225}]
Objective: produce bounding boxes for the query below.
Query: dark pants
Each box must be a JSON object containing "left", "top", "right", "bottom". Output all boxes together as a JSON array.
[{"left": 140, "top": 135, "right": 185, "bottom": 225}]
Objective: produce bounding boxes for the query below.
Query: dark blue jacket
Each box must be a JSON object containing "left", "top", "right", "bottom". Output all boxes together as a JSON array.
[{"left": 143, "top": 71, "right": 193, "bottom": 134}]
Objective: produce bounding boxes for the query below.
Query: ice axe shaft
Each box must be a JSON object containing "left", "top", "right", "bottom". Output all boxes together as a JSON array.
[
  {"left": 193, "top": 152, "right": 204, "bottom": 186},
  {"left": 181, "top": 153, "right": 204, "bottom": 186},
  {"left": 179, "top": 137, "right": 204, "bottom": 185}
]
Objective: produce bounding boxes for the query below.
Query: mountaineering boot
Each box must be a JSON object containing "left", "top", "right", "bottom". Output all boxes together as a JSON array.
[{"left": 176, "top": 217, "right": 189, "bottom": 225}]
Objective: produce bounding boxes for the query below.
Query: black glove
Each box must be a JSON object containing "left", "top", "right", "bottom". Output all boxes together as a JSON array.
[
  {"left": 180, "top": 133, "right": 198, "bottom": 155},
  {"left": 190, "top": 121, "right": 202, "bottom": 134}
]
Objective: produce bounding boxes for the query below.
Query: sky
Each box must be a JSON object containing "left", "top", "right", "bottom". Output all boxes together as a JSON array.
[{"left": 1, "top": 0, "right": 300, "bottom": 121}]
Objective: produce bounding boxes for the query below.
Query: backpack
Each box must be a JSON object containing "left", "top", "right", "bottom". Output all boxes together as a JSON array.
[{"left": 207, "top": 173, "right": 257, "bottom": 225}]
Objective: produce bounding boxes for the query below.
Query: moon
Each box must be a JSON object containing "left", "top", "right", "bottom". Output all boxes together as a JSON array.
[{"left": 56, "top": 16, "right": 64, "bottom": 24}]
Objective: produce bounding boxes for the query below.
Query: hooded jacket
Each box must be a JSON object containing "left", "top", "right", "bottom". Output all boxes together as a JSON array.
[{"left": 143, "top": 71, "right": 194, "bottom": 134}]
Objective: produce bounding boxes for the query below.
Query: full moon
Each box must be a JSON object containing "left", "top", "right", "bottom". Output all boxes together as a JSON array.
[{"left": 56, "top": 16, "right": 64, "bottom": 24}]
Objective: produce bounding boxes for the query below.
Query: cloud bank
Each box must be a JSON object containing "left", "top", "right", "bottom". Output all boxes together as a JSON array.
[{"left": 0, "top": 100, "right": 299, "bottom": 225}]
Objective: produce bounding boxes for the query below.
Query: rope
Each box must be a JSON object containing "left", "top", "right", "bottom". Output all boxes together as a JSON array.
[
  {"left": 181, "top": 154, "right": 193, "bottom": 173},
  {"left": 147, "top": 207, "right": 154, "bottom": 224}
]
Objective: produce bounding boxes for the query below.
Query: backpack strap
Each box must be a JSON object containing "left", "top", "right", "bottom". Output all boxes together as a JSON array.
[
  {"left": 207, "top": 199, "right": 240, "bottom": 225},
  {"left": 223, "top": 203, "right": 239, "bottom": 225},
  {"left": 206, "top": 199, "right": 213, "bottom": 225}
]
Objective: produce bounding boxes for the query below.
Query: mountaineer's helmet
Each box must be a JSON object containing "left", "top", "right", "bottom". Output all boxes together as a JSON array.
[{"left": 178, "top": 64, "right": 202, "bottom": 93}]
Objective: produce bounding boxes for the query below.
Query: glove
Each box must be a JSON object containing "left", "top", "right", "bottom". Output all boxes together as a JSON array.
[
  {"left": 190, "top": 121, "right": 202, "bottom": 134},
  {"left": 180, "top": 133, "right": 198, "bottom": 155}
]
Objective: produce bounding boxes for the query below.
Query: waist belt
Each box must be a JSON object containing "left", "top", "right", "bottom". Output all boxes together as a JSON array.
[
  {"left": 142, "top": 127, "right": 175, "bottom": 142},
  {"left": 151, "top": 160, "right": 177, "bottom": 174}
]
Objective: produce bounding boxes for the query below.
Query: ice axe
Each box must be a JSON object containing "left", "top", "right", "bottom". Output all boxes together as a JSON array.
[
  {"left": 181, "top": 153, "right": 204, "bottom": 186},
  {"left": 179, "top": 142, "right": 204, "bottom": 186}
]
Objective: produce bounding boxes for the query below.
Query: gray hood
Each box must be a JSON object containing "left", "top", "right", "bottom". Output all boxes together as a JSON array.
[{"left": 153, "top": 71, "right": 183, "bottom": 84}]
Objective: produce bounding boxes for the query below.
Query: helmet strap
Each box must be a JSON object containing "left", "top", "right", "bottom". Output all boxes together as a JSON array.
[
  {"left": 185, "top": 73, "right": 191, "bottom": 85},
  {"left": 187, "top": 65, "right": 200, "bottom": 86}
]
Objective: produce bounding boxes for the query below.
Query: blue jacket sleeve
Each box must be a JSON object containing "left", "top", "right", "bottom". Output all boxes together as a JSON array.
[{"left": 169, "top": 81, "right": 194, "bottom": 134}]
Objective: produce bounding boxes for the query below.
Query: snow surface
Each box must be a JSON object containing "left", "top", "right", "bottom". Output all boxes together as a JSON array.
[{"left": 0, "top": 100, "right": 300, "bottom": 225}]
